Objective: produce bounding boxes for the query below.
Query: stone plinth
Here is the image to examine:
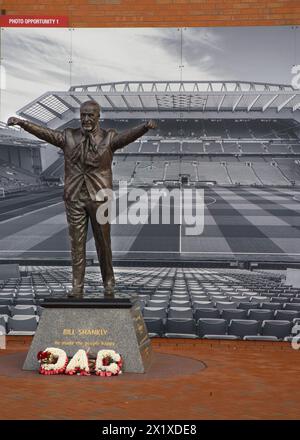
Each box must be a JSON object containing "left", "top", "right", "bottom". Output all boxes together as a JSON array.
[{"left": 23, "top": 294, "right": 153, "bottom": 373}]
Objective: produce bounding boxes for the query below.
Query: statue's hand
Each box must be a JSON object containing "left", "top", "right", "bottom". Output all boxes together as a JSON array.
[
  {"left": 146, "top": 120, "right": 157, "bottom": 130},
  {"left": 7, "top": 116, "right": 22, "bottom": 126}
]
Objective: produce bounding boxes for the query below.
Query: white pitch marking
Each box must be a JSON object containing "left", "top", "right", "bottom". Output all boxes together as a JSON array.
[{"left": 0, "top": 201, "right": 64, "bottom": 225}]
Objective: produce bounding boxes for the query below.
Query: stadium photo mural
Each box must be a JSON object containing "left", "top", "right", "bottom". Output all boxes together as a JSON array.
[{"left": 0, "top": 26, "right": 300, "bottom": 268}]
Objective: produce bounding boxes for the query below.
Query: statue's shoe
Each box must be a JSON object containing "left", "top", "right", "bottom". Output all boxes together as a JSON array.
[
  {"left": 67, "top": 290, "right": 84, "bottom": 298},
  {"left": 104, "top": 280, "right": 115, "bottom": 293}
]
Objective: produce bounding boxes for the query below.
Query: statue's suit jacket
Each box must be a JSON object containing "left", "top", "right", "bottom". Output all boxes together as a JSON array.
[{"left": 19, "top": 120, "right": 149, "bottom": 201}]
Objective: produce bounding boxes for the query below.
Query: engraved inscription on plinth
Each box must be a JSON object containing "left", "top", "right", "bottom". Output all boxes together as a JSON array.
[{"left": 23, "top": 297, "right": 153, "bottom": 373}]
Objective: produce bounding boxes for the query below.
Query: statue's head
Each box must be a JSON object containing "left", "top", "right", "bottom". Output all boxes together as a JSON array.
[{"left": 80, "top": 100, "right": 100, "bottom": 133}]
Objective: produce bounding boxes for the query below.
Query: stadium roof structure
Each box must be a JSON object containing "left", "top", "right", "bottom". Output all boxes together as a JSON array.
[
  {"left": 16, "top": 80, "right": 300, "bottom": 129},
  {"left": 0, "top": 122, "right": 45, "bottom": 149}
]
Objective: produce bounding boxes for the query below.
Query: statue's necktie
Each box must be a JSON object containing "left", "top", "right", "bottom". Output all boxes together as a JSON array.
[{"left": 71, "top": 132, "right": 99, "bottom": 166}]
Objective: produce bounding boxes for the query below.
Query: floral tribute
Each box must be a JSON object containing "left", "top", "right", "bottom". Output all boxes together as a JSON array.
[
  {"left": 95, "top": 350, "right": 123, "bottom": 377},
  {"left": 37, "top": 348, "right": 122, "bottom": 377},
  {"left": 37, "top": 347, "right": 68, "bottom": 375},
  {"left": 65, "top": 349, "right": 90, "bottom": 376}
]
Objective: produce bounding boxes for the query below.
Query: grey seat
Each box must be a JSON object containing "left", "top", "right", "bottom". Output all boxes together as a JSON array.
[
  {"left": 221, "top": 309, "right": 247, "bottom": 321},
  {"left": 171, "top": 295, "right": 190, "bottom": 301},
  {"left": 284, "top": 303, "right": 300, "bottom": 312},
  {"left": 8, "top": 315, "right": 39, "bottom": 334},
  {"left": 169, "top": 300, "right": 191, "bottom": 308},
  {"left": 35, "top": 292, "right": 52, "bottom": 298},
  {"left": 229, "top": 296, "right": 247, "bottom": 303},
  {"left": 274, "top": 310, "right": 299, "bottom": 321},
  {"left": 193, "top": 301, "right": 214, "bottom": 309},
  {"left": 17, "top": 292, "right": 35, "bottom": 298},
  {"left": 0, "top": 305, "right": 11, "bottom": 316},
  {"left": 261, "top": 320, "right": 292, "bottom": 339},
  {"left": 147, "top": 300, "right": 169, "bottom": 308},
  {"left": 274, "top": 297, "right": 289, "bottom": 304},
  {"left": 202, "top": 335, "right": 239, "bottom": 340},
  {"left": 194, "top": 308, "right": 220, "bottom": 320},
  {"left": 151, "top": 295, "right": 169, "bottom": 301},
  {"left": 238, "top": 302, "right": 258, "bottom": 311},
  {"left": 0, "top": 298, "right": 14, "bottom": 306},
  {"left": 197, "top": 318, "right": 227, "bottom": 338},
  {"left": 168, "top": 307, "right": 193, "bottom": 319},
  {"left": 215, "top": 301, "right": 237, "bottom": 311},
  {"left": 14, "top": 299, "right": 36, "bottom": 305},
  {"left": 191, "top": 296, "right": 209, "bottom": 302},
  {"left": 0, "top": 293, "right": 14, "bottom": 299},
  {"left": 248, "top": 309, "right": 274, "bottom": 322},
  {"left": 142, "top": 307, "right": 167, "bottom": 319},
  {"left": 261, "top": 302, "right": 281, "bottom": 310},
  {"left": 228, "top": 319, "right": 259, "bottom": 338},
  {"left": 243, "top": 335, "right": 278, "bottom": 341},
  {"left": 144, "top": 318, "right": 164, "bottom": 337},
  {"left": 165, "top": 318, "right": 197, "bottom": 338},
  {"left": 11, "top": 305, "right": 36, "bottom": 316}
]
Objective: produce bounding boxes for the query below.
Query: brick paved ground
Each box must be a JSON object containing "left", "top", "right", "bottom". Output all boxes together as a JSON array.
[{"left": 0, "top": 337, "right": 299, "bottom": 420}]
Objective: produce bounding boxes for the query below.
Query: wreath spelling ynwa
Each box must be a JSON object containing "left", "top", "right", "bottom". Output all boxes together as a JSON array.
[{"left": 37, "top": 348, "right": 123, "bottom": 376}]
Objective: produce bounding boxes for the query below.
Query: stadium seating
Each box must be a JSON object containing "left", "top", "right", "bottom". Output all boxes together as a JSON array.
[
  {"left": 32, "top": 116, "right": 300, "bottom": 188},
  {"left": 197, "top": 162, "right": 230, "bottom": 184},
  {"left": 197, "top": 318, "right": 227, "bottom": 337},
  {"left": 165, "top": 318, "right": 197, "bottom": 338},
  {"left": 1, "top": 265, "right": 300, "bottom": 340},
  {"left": 144, "top": 317, "right": 164, "bottom": 337},
  {"left": 226, "top": 163, "right": 260, "bottom": 185},
  {"left": 261, "top": 320, "right": 292, "bottom": 339},
  {"left": 0, "top": 162, "right": 38, "bottom": 192},
  {"left": 112, "top": 159, "right": 136, "bottom": 181},
  {"left": 252, "top": 162, "right": 289, "bottom": 185},
  {"left": 140, "top": 142, "right": 159, "bottom": 154},
  {"left": 274, "top": 158, "right": 300, "bottom": 184},
  {"left": 228, "top": 319, "right": 260, "bottom": 338},
  {"left": 134, "top": 161, "right": 165, "bottom": 184}
]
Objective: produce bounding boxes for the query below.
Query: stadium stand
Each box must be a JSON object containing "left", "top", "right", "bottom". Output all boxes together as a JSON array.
[
  {"left": 222, "top": 143, "right": 240, "bottom": 153},
  {"left": 179, "top": 161, "right": 198, "bottom": 181},
  {"left": 197, "top": 162, "right": 230, "bottom": 184},
  {"left": 275, "top": 158, "right": 300, "bottom": 184},
  {"left": 251, "top": 162, "right": 290, "bottom": 185},
  {"left": 226, "top": 162, "right": 260, "bottom": 185},
  {"left": 133, "top": 161, "right": 165, "bottom": 184},
  {"left": 1, "top": 266, "right": 299, "bottom": 341},
  {"left": 159, "top": 141, "right": 181, "bottom": 154},
  {"left": 204, "top": 142, "right": 223, "bottom": 153},
  {"left": 41, "top": 154, "right": 64, "bottom": 182},
  {"left": 182, "top": 142, "right": 204, "bottom": 154},
  {"left": 0, "top": 161, "right": 38, "bottom": 192},
  {"left": 267, "top": 144, "right": 291, "bottom": 154},
  {"left": 141, "top": 141, "right": 159, "bottom": 154},
  {"left": 165, "top": 161, "right": 180, "bottom": 180},
  {"left": 112, "top": 158, "right": 136, "bottom": 182},
  {"left": 27, "top": 107, "right": 300, "bottom": 188},
  {"left": 239, "top": 142, "right": 265, "bottom": 154}
]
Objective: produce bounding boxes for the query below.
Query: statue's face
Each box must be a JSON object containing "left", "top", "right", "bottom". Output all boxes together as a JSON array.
[{"left": 80, "top": 104, "right": 99, "bottom": 132}]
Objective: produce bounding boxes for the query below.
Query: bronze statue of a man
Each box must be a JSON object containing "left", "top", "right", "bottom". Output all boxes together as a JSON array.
[{"left": 8, "top": 101, "right": 156, "bottom": 296}]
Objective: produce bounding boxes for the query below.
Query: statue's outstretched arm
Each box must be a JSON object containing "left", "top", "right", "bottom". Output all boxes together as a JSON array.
[
  {"left": 7, "top": 117, "right": 66, "bottom": 149},
  {"left": 110, "top": 120, "right": 156, "bottom": 152}
]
